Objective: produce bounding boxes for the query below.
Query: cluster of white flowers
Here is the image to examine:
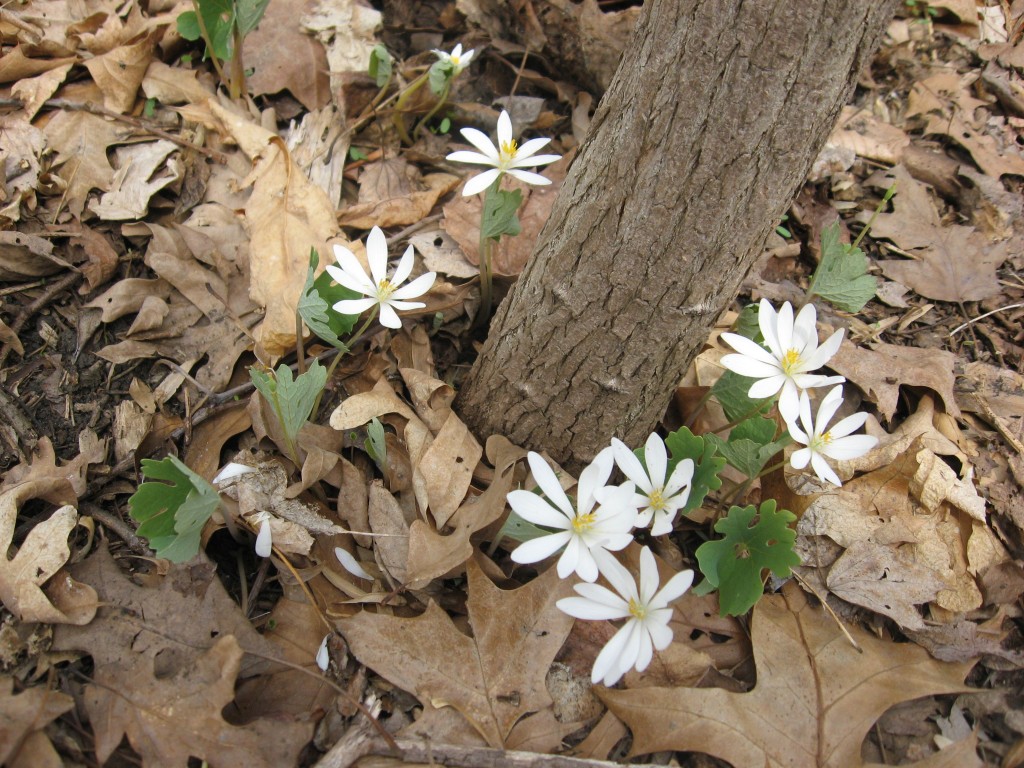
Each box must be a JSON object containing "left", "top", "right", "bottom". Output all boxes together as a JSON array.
[
  {"left": 720, "top": 298, "right": 878, "bottom": 486},
  {"left": 508, "top": 434, "right": 697, "bottom": 685}
]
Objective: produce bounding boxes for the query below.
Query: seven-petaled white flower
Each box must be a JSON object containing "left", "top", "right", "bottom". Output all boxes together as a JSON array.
[
  {"left": 326, "top": 226, "right": 436, "bottom": 330},
  {"left": 432, "top": 43, "right": 474, "bottom": 76},
  {"left": 788, "top": 385, "right": 878, "bottom": 486},
  {"left": 720, "top": 299, "right": 845, "bottom": 425},
  {"left": 446, "top": 110, "right": 561, "bottom": 196},
  {"left": 508, "top": 450, "right": 636, "bottom": 582},
  {"left": 557, "top": 547, "right": 694, "bottom": 686},
  {"left": 611, "top": 434, "right": 693, "bottom": 536}
]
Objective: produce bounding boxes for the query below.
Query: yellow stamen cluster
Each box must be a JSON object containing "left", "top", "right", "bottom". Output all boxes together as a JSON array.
[
  {"left": 500, "top": 139, "right": 518, "bottom": 161},
  {"left": 648, "top": 488, "right": 666, "bottom": 511},
  {"left": 571, "top": 511, "right": 596, "bottom": 533},
  {"left": 628, "top": 598, "right": 647, "bottom": 620},
  {"left": 377, "top": 278, "right": 395, "bottom": 299},
  {"left": 781, "top": 348, "right": 802, "bottom": 375}
]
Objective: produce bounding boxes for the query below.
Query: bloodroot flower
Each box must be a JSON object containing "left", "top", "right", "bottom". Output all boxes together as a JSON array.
[
  {"left": 326, "top": 226, "right": 436, "bottom": 330},
  {"left": 611, "top": 435, "right": 693, "bottom": 536},
  {"left": 431, "top": 43, "right": 474, "bottom": 76},
  {"left": 788, "top": 385, "right": 878, "bottom": 486},
  {"left": 557, "top": 547, "right": 694, "bottom": 686},
  {"left": 508, "top": 451, "right": 636, "bottom": 582},
  {"left": 720, "top": 299, "right": 845, "bottom": 424},
  {"left": 446, "top": 110, "right": 561, "bottom": 196}
]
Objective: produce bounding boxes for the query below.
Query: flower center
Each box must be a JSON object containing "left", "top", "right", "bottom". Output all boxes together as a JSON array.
[
  {"left": 499, "top": 139, "right": 518, "bottom": 163},
  {"left": 810, "top": 431, "right": 833, "bottom": 452},
  {"left": 648, "top": 488, "right": 666, "bottom": 511},
  {"left": 571, "top": 511, "right": 596, "bottom": 533},
  {"left": 377, "top": 278, "right": 395, "bottom": 299},
  {"left": 628, "top": 598, "right": 647, "bottom": 620},
  {"left": 781, "top": 348, "right": 802, "bottom": 375},
  {"left": 450, "top": 55, "right": 461, "bottom": 65}
]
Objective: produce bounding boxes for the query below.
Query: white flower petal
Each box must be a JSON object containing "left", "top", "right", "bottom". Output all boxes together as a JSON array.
[
  {"left": 591, "top": 621, "right": 636, "bottom": 686},
  {"left": 747, "top": 375, "right": 786, "bottom": 401},
  {"left": 365, "top": 226, "right": 389, "bottom": 287},
  {"left": 335, "top": 546, "right": 372, "bottom": 580},
  {"left": 391, "top": 271, "right": 436, "bottom": 300},
  {"left": 810, "top": 451, "right": 842, "bottom": 486},
  {"left": 611, "top": 438, "right": 653, "bottom": 493},
  {"left": 458, "top": 127, "right": 500, "bottom": 161},
  {"left": 557, "top": 535, "right": 584, "bottom": 580},
  {"left": 634, "top": 625, "right": 654, "bottom": 672},
  {"left": 462, "top": 168, "right": 502, "bottom": 196},
  {"left": 644, "top": 433, "right": 668, "bottom": 487},
  {"left": 775, "top": 301, "right": 796, "bottom": 350},
  {"left": 757, "top": 299, "right": 782, "bottom": 357},
  {"left": 316, "top": 634, "right": 330, "bottom": 671},
  {"left": 383, "top": 299, "right": 425, "bottom": 312},
  {"left": 592, "top": 549, "right": 638, "bottom": 603},
  {"left": 638, "top": 546, "right": 660, "bottom": 603},
  {"left": 652, "top": 568, "right": 694, "bottom": 607},
  {"left": 391, "top": 244, "right": 415, "bottom": 286},
  {"left": 325, "top": 263, "right": 374, "bottom": 296},
  {"left": 572, "top": 544, "right": 600, "bottom": 583},
  {"left": 513, "top": 136, "right": 551, "bottom": 159},
  {"left": 497, "top": 110, "right": 513, "bottom": 149},
  {"left": 333, "top": 297, "right": 377, "bottom": 316},
  {"left": 790, "top": 446, "right": 812, "bottom": 470},
  {"left": 212, "top": 462, "right": 256, "bottom": 484},
  {"left": 506, "top": 169, "right": 552, "bottom": 186},
  {"left": 823, "top": 434, "right": 878, "bottom": 460},
  {"left": 804, "top": 327, "right": 844, "bottom": 370},
  {"left": 507, "top": 490, "right": 570, "bottom": 529},
  {"left": 557, "top": 594, "right": 630, "bottom": 621},
  {"left": 526, "top": 452, "right": 574, "bottom": 516},
  {"left": 827, "top": 410, "right": 869, "bottom": 439},
  {"left": 721, "top": 333, "right": 781, "bottom": 365},
  {"left": 664, "top": 458, "right": 693, "bottom": 498},
  {"left": 509, "top": 153, "right": 561, "bottom": 168},
  {"left": 572, "top": 582, "right": 631, "bottom": 614},
  {"left": 377, "top": 302, "right": 402, "bottom": 329},
  {"left": 511, "top": 531, "right": 572, "bottom": 564},
  {"left": 646, "top": 613, "right": 674, "bottom": 650},
  {"left": 255, "top": 519, "right": 272, "bottom": 557},
  {"left": 446, "top": 150, "right": 497, "bottom": 166},
  {"left": 777, "top": 383, "right": 801, "bottom": 426}
]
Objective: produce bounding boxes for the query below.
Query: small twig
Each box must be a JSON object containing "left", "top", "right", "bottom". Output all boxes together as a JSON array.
[
  {"left": 975, "top": 396, "right": 1024, "bottom": 457},
  {"left": 792, "top": 571, "right": 862, "bottom": 653},
  {"left": 78, "top": 501, "right": 152, "bottom": 556},
  {"left": 948, "top": 302, "right": 1024, "bottom": 337},
  {"left": 0, "top": 97, "right": 229, "bottom": 163}
]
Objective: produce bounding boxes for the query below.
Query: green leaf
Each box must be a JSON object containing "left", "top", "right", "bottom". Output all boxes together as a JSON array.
[
  {"left": 368, "top": 44, "right": 392, "bottom": 88},
  {"left": 482, "top": 188, "right": 523, "bottom": 241},
  {"left": 695, "top": 500, "right": 800, "bottom": 616},
  {"left": 428, "top": 60, "right": 452, "bottom": 95},
  {"left": 365, "top": 417, "right": 387, "bottom": 469},
  {"left": 732, "top": 301, "right": 763, "bottom": 342},
  {"left": 348, "top": 146, "right": 368, "bottom": 161},
  {"left": 704, "top": 416, "right": 787, "bottom": 478},
  {"left": 235, "top": 0, "right": 271, "bottom": 38},
  {"left": 712, "top": 368, "right": 773, "bottom": 423},
  {"left": 128, "top": 456, "right": 220, "bottom": 563},
  {"left": 297, "top": 248, "right": 358, "bottom": 350},
  {"left": 178, "top": 0, "right": 234, "bottom": 61},
  {"left": 250, "top": 360, "right": 328, "bottom": 445},
  {"left": 663, "top": 426, "right": 725, "bottom": 515},
  {"left": 808, "top": 221, "right": 878, "bottom": 312}
]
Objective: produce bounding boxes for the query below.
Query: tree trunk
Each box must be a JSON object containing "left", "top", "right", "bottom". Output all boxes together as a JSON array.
[{"left": 455, "top": 0, "right": 895, "bottom": 472}]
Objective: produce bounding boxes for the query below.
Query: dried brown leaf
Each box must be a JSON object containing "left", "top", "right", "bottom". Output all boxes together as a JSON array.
[
  {"left": 244, "top": 0, "right": 331, "bottom": 110},
  {"left": 41, "top": 110, "right": 120, "bottom": 217},
  {"left": 0, "top": 677, "right": 74, "bottom": 766},
  {"left": 600, "top": 583, "right": 973, "bottom": 767},
  {"left": 339, "top": 556, "right": 573, "bottom": 747},
  {"left": 83, "top": 28, "right": 162, "bottom": 113}
]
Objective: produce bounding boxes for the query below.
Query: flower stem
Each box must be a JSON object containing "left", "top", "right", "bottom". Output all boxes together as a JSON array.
[
  {"left": 310, "top": 313, "right": 376, "bottom": 420},
  {"left": 393, "top": 72, "right": 429, "bottom": 146},
  {"left": 473, "top": 180, "right": 501, "bottom": 330},
  {"left": 413, "top": 80, "right": 450, "bottom": 139}
]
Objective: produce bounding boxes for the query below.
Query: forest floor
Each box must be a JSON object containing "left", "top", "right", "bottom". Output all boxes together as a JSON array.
[{"left": 1, "top": 1, "right": 1023, "bottom": 766}]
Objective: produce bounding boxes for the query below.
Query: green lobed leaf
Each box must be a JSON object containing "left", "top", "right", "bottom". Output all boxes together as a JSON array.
[
  {"left": 497, "top": 506, "right": 554, "bottom": 545},
  {"left": 704, "top": 416, "right": 787, "bottom": 478},
  {"left": 250, "top": 360, "right": 328, "bottom": 444},
  {"left": 128, "top": 456, "right": 221, "bottom": 563},
  {"left": 428, "top": 60, "right": 452, "bottom": 95},
  {"left": 809, "top": 221, "right": 878, "bottom": 312},
  {"left": 368, "top": 44, "right": 392, "bottom": 88},
  {"left": 178, "top": 0, "right": 234, "bottom": 61},
  {"left": 663, "top": 426, "right": 725, "bottom": 515},
  {"left": 297, "top": 248, "right": 358, "bottom": 350},
  {"left": 712, "top": 368, "right": 774, "bottom": 423},
  {"left": 695, "top": 500, "right": 800, "bottom": 616},
  {"left": 235, "top": 0, "right": 271, "bottom": 38},
  {"left": 482, "top": 188, "right": 523, "bottom": 241}
]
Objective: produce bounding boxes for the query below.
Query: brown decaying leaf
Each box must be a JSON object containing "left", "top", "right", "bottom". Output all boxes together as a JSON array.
[
  {"left": 600, "top": 583, "right": 973, "bottom": 767},
  {"left": 41, "top": 109, "right": 121, "bottom": 218},
  {"left": 339, "top": 556, "right": 574, "bottom": 747},
  {"left": 0, "top": 231, "right": 62, "bottom": 281},
  {"left": 51, "top": 546, "right": 311, "bottom": 764},
  {"left": 69, "top": 224, "right": 120, "bottom": 292},
  {"left": 83, "top": 28, "right": 163, "bottom": 113},
  {"left": 208, "top": 101, "right": 339, "bottom": 360},
  {"left": 89, "top": 139, "right": 180, "bottom": 221},
  {"left": 141, "top": 59, "right": 213, "bottom": 105},
  {"left": 829, "top": 338, "right": 960, "bottom": 422},
  {"left": 11, "top": 62, "right": 73, "bottom": 119},
  {"left": 0, "top": 676, "right": 74, "bottom": 767},
  {"left": 868, "top": 166, "right": 1005, "bottom": 303},
  {"left": 243, "top": 0, "right": 331, "bottom": 110},
  {"left": 339, "top": 157, "right": 460, "bottom": 229}
]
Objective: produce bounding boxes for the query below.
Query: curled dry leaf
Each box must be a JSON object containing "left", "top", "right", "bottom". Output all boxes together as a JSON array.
[
  {"left": 83, "top": 28, "right": 163, "bottom": 113},
  {"left": 0, "top": 677, "right": 74, "bottom": 766}
]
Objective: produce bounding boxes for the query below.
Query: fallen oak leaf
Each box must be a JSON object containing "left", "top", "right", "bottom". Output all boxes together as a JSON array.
[
  {"left": 338, "top": 556, "right": 573, "bottom": 747},
  {"left": 599, "top": 582, "right": 973, "bottom": 767}
]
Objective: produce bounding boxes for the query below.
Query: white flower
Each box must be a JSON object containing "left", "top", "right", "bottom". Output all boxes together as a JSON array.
[
  {"left": 316, "top": 634, "right": 330, "bottom": 672},
  {"left": 720, "top": 299, "right": 845, "bottom": 424},
  {"left": 557, "top": 547, "right": 694, "bottom": 686},
  {"left": 432, "top": 43, "right": 474, "bottom": 76},
  {"left": 326, "top": 226, "right": 436, "bottom": 330},
  {"left": 446, "top": 110, "right": 561, "bottom": 196},
  {"left": 788, "top": 385, "right": 878, "bottom": 486},
  {"left": 508, "top": 451, "right": 636, "bottom": 582},
  {"left": 254, "top": 514, "right": 273, "bottom": 558},
  {"left": 611, "top": 435, "right": 693, "bottom": 536},
  {"left": 212, "top": 462, "right": 256, "bottom": 485}
]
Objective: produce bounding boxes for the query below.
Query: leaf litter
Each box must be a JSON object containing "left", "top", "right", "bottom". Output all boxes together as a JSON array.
[{"left": 0, "top": 2, "right": 1022, "bottom": 767}]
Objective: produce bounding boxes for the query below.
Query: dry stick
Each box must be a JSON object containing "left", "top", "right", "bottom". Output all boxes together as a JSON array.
[
  {"left": 78, "top": 501, "right": 152, "bottom": 556},
  {"left": 791, "top": 571, "right": 862, "bottom": 653},
  {"left": 975, "top": 396, "right": 1024, "bottom": 457},
  {"left": 0, "top": 97, "right": 229, "bottom": 163}
]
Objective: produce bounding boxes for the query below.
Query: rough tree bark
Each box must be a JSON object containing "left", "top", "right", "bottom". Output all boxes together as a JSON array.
[{"left": 455, "top": 0, "right": 896, "bottom": 471}]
